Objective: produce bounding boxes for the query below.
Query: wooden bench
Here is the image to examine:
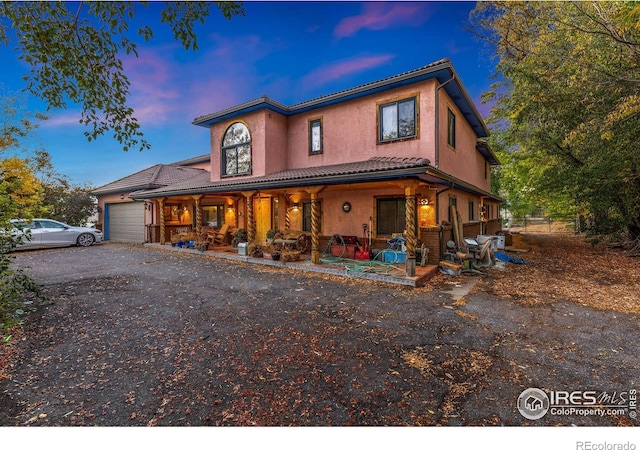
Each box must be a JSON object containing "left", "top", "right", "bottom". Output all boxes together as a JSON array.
[{"left": 269, "top": 230, "right": 310, "bottom": 253}]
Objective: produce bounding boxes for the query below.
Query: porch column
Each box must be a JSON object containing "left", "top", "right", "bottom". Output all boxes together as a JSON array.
[
  {"left": 193, "top": 195, "right": 203, "bottom": 234},
  {"left": 158, "top": 198, "right": 165, "bottom": 245},
  {"left": 306, "top": 186, "right": 325, "bottom": 265},
  {"left": 284, "top": 196, "right": 291, "bottom": 231},
  {"left": 242, "top": 191, "right": 257, "bottom": 243},
  {"left": 405, "top": 183, "right": 418, "bottom": 277}
]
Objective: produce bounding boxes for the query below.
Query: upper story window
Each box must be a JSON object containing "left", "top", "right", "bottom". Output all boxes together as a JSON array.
[
  {"left": 221, "top": 122, "right": 251, "bottom": 176},
  {"left": 309, "top": 118, "right": 322, "bottom": 155},
  {"left": 447, "top": 108, "right": 456, "bottom": 148},
  {"left": 378, "top": 96, "right": 417, "bottom": 143}
]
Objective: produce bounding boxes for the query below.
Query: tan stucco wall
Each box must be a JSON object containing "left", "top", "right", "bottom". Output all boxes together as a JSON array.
[
  {"left": 206, "top": 79, "right": 493, "bottom": 197},
  {"left": 285, "top": 80, "right": 438, "bottom": 170},
  {"left": 209, "top": 109, "right": 288, "bottom": 181},
  {"left": 436, "top": 89, "right": 492, "bottom": 192}
]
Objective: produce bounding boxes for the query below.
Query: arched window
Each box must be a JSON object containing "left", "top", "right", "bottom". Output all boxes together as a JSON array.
[{"left": 221, "top": 122, "right": 251, "bottom": 176}]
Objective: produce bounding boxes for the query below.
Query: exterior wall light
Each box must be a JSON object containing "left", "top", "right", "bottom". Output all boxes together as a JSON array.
[
  {"left": 420, "top": 198, "right": 429, "bottom": 206},
  {"left": 292, "top": 203, "right": 299, "bottom": 211}
]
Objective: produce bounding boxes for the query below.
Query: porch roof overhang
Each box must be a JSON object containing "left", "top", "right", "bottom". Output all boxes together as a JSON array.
[
  {"left": 129, "top": 157, "right": 503, "bottom": 203},
  {"left": 420, "top": 167, "right": 504, "bottom": 203},
  {"left": 130, "top": 157, "right": 432, "bottom": 199}
]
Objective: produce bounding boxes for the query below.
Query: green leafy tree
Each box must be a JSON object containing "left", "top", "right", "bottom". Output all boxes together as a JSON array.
[
  {"left": 35, "top": 151, "right": 97, "bottom": 226},
  {"left": 471, "top": 1, "right": 640, "bottom": 245},
  {"left": 0, "top": 1, "right": 244, "bottom": 151}
]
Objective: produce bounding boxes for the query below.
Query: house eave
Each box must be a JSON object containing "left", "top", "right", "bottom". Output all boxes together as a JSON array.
[
  {"left": 91, "top": 183, "right": 165, "bottom": 196},
  {"left": 192, "top": 59, "right": 490, "bottom": 138},
  {"left": 423, "top": 168, "right": 504, "bottom": 203}
]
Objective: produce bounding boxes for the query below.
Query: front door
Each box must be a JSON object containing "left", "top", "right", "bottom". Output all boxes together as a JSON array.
[{"left": 254, "top": 196, "right": 272, "bottom": 245}]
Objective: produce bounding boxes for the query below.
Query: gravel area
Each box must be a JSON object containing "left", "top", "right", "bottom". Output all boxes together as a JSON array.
[{"left": 1, "top": 237, "right": 638, "bottom": 426}]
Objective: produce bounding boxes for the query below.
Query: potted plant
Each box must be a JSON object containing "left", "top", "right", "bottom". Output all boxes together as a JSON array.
[
  {"left": 263, "top": 244, "right": 280, "bottom": 260},
  {"left": 231, "top": 228, "right": 248, "bottom": 247},
  {"left": 266, "top": 228, "right": 279, "bottom": 242}
]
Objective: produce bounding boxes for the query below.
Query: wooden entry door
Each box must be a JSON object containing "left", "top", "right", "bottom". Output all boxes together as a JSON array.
[{"left": 255, "top": 196, "right": 272, "bottom": 245}]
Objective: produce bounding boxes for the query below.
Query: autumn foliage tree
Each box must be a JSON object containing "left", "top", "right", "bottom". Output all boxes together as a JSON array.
[
  {"left": 471, "top": 1, "right": 640, "bottom": 251},
  {"left": 0, "top": 116, "right": 46, "bottom": 329}
]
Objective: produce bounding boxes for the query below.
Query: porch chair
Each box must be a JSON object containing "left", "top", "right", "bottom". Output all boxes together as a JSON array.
[{"left": 212, "top": 224, "right": 230, "bottom": 245}]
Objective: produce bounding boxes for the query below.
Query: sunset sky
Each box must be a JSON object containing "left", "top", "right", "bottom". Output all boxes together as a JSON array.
[{"left": 0, "top": 1, "right": 495, "bottom": 187}]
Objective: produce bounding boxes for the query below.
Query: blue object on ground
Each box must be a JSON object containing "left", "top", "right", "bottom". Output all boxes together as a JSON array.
[{"left": 494, "top": 251, "right": 526, "bottom": 264}]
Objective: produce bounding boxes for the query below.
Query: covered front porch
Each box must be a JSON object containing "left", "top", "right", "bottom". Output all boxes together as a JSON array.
[
  {"left": 148, "top": 177, "right": 436, "bottom": 280},
  {"left": 144, "top": 239, "right": 439, "bottom": 288}
]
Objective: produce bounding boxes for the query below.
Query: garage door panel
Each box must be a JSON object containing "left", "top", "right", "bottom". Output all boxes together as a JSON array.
[{"left": 108, "top": 202, "right": 145, "bottom": 242}]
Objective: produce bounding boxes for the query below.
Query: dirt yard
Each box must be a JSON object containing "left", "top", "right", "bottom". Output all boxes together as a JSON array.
[{"left": 0, "top": 233, "right": 638, "bottom": 427}]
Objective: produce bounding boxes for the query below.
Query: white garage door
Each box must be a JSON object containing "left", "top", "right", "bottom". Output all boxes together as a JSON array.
[{"left": 107, "top": 202, "right": 145, "bottom": 242}]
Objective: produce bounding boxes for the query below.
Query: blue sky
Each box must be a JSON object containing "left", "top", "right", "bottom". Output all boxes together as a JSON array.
[{"left": 1, "top": 1, "right": 495, "bottom": 188}]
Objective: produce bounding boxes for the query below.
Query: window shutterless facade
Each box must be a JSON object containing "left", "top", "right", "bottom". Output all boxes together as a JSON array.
[
  {"left": 378, "top": 96, "right": 417, "bottom": 142},
  {"left": 221, "top": 122, "right": 251, "bottom": 176},
  {"left": 302, "top": 201, "right": 321, "bottom": 233},
  {"left": 376, "top": 198, "right": 406, "bottom": 235},
  {"left": 309, "top": 118, "right": 322, "bottom": 155},
  {"left": 448, "top": 195, "right": 457, "bottom": 222},
  {"left": 447, "top": 108, "right": 456, "bottom": 148}
]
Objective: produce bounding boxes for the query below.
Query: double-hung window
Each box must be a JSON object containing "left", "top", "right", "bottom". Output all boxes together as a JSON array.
[
  {"left": 378, "top": 96, "right": 417, "bottom": 142},
  {"left": 221, "top": 122, "right": 251, "bottom": 176}
]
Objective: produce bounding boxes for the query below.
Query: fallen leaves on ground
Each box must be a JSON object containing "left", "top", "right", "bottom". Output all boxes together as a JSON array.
[{"left": 479, "top": 233, "right": 640, "bottom": 315}]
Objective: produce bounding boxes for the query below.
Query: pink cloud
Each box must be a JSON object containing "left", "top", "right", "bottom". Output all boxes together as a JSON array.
[
  {"left": 301, "top": 54, "right": 395, "bottom": 89},
  {"left": 41, "top": 111, "right": 82, "bottom": 127},
  {"left": 334, "top": 2, "right": 432, "bottom": 38},
  {"left": 123, "top": 48, "right": 181, "bottom": 100}
]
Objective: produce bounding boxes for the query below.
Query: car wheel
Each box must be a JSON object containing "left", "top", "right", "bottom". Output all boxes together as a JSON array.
[{"left": 77, "top": 233, "right": 95, "bottom": 247}]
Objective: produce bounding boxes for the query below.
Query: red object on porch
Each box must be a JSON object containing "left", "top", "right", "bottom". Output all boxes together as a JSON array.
[
  {"left": 330, "top": 235, "right": 359, "bottom": 259},
  {"left": 330, "top": 244, "right": 358, "bottom": 259},
  {"left": 355, "top": 224, "right": 370, "bottom": 260}
]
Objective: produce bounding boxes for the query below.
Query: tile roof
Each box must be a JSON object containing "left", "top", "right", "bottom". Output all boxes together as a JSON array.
[
  {"left": 92, "top": 165, "right": 208, "bottom": 195},
  {"left": 169, "top": 154, "right": 210, "bottom": 166},
  {"left": 131, "top": 157, "right": 431, "bottom": 199}
]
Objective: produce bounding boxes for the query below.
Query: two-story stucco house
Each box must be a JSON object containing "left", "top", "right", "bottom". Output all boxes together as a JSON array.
[{"left": 93, "top": 58, "right": 501, "bottom": 278}]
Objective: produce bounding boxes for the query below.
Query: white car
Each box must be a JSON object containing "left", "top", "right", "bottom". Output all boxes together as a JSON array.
[{"left": 9, "top": 219, "right": 103, "bottom": 249}]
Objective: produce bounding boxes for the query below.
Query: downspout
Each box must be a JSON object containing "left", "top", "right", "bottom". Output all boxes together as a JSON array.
[{"left": 434, "top": 73, "right": 456, "bottom": 169}]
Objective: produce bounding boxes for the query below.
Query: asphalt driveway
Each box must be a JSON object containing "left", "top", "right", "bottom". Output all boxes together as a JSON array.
[{"left": 1, "top": 242, "right": 638, "bottom": 426}]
